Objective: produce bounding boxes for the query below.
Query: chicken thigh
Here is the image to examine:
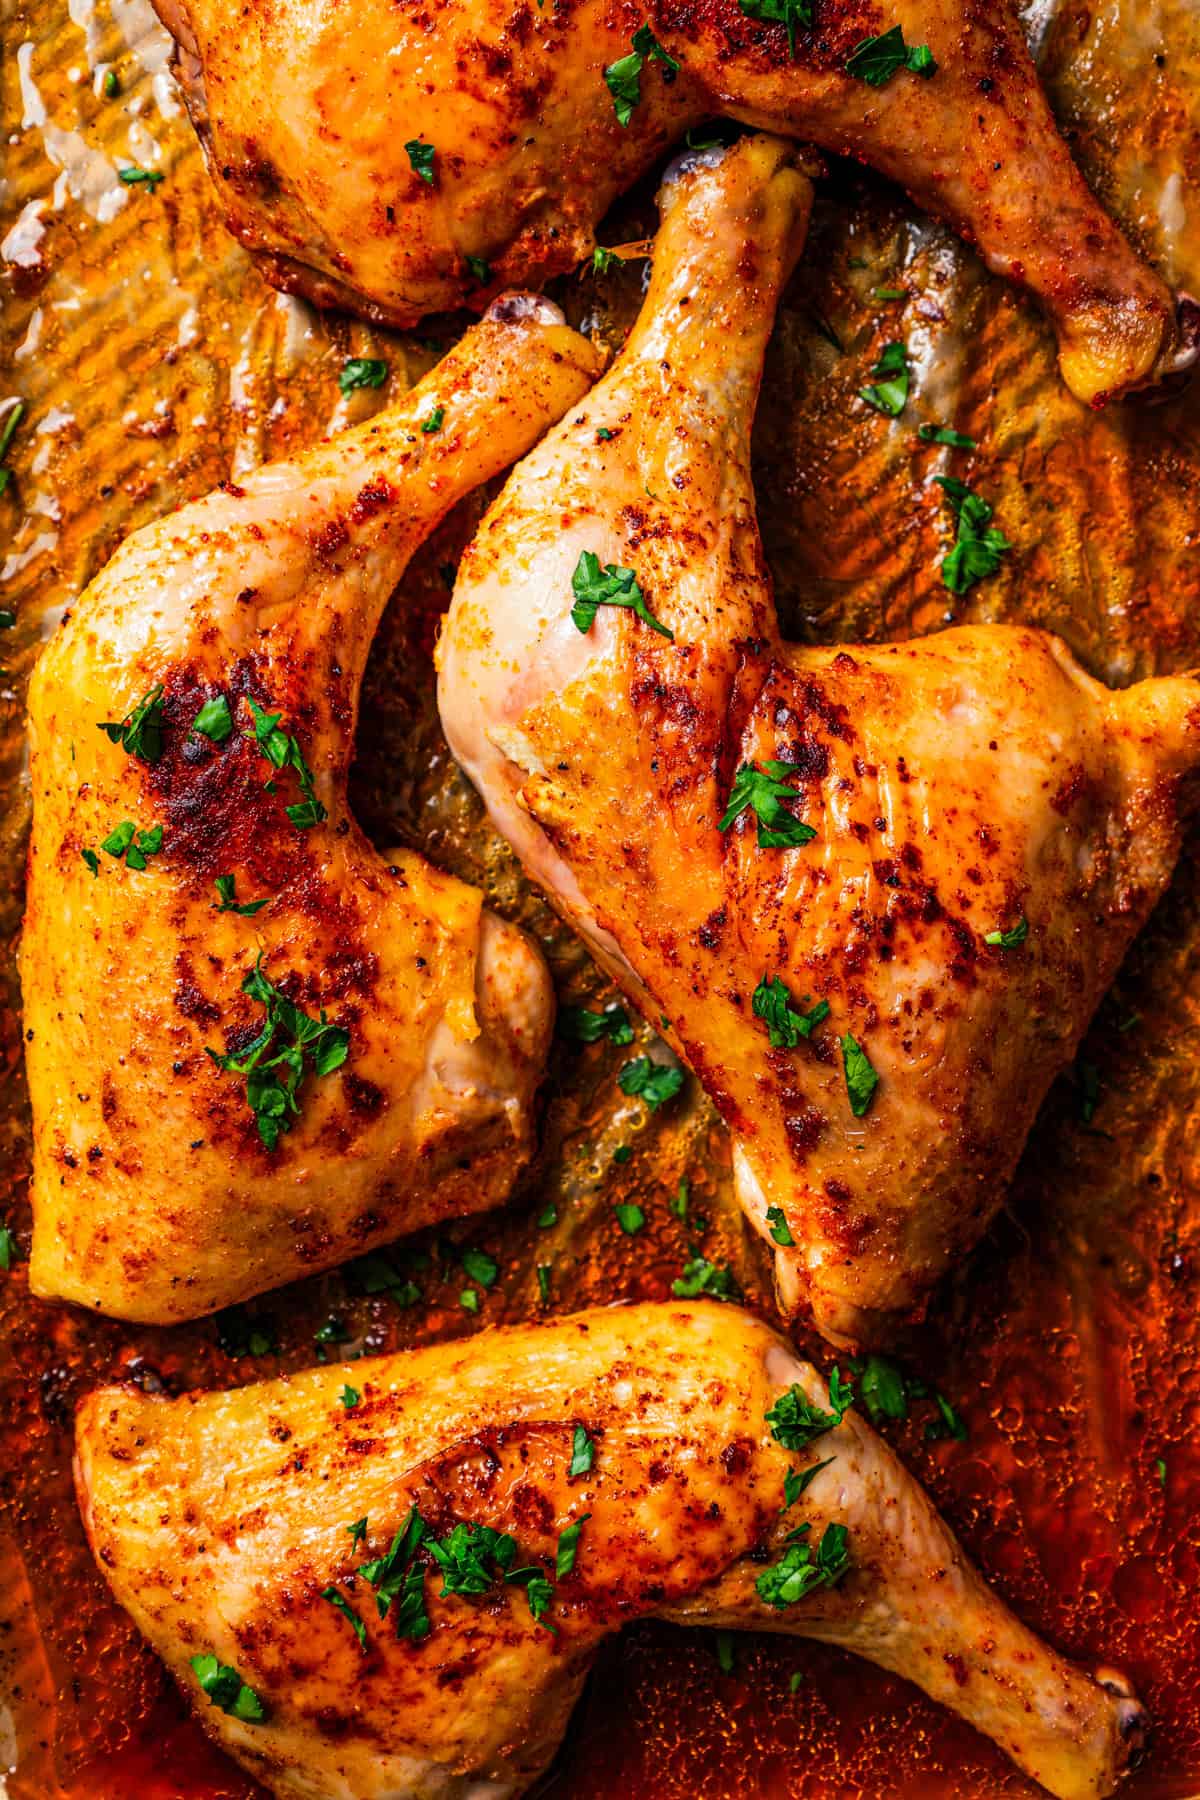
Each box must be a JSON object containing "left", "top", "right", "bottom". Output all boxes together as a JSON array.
[
  {"left": 75, "top": 1301, "right": 1144, "bottom": 1800},
  {"left": 437, "top": 137, "right": 1200, "bottom": 1347},
  {"left": 154, "top": 0, "right": 1197, "bottom": 405},
  {"left": 22, "top": 298, "right": 602, "bottom": 1325}
]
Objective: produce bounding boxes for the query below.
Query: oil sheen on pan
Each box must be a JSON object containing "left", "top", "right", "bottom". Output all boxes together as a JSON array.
[{"left": 1, "top": 0, "right": 1199, "bottom": 1794}]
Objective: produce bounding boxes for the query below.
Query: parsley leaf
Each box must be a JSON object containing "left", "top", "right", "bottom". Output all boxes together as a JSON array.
[
  {"left": 346, "top": 1250, "right": 423, "bottom": 1310},
  {"left": 81, "top": 848, "right": 100, "bottom": 878},
  {"left": 618, "top": 1056, "right": 683, "bottom": 1111},
  {"left": 393, "top": 1565, "right": 432, "bottom": 1639},
  {"left": 190, "top": 1654, "right": 266, "bottom": 1722},
  {"left": 559, "top": 1001, "right": 635, "bottom": 1045},
  {"left": 736, "top": 0, "right": 812, "bottom": 57},
  {"left": 555, "top": 1515, "right": 590, "bottom": 1579},
  {"left": 752, "top": 975, "right": 829, "bottom": 1049},
  {"left": 919, "top": 423, "right": 976, "bottom": 449},
  {"left": 537, "top": 1203, "right": 558, "bottom": 1230},
  {"left": 765, "top": 1204, "right": 794, "bottom": 1246},
  {"left": 672, "top": 1255, "right": 741, "bottom": 1301},
  {"left": 465, "top": 254, "right": 491, "bottom": 284},
  {"left": 347, "top": 1518, "right": 368, "bottom": 1546},
  {"left": 205, "top": 954, "right": 349, "bottom": 1150},
  {"left": 860, "top": 340, "right": 910, "bottom": 416},
  {"left": 98, "top": 683, "right": 164, "bottom": 764},
  {"left": 571, "top": 550, "right": 672, "bottom": 639},
  {"left": 505, "top": 1564, "right": 557, "bottom": 1628},
  {"left": 924, "top": 1392, "right": 969, "bottom": 1442},
  {"left": 715, "top": 1630, "right": 736, "bottom": 1673},
  {"left": 854, "top": 1353, "right": 909, "bottom": 1423},
  {"left": 192, "top": 695, "right": 233, "bottom": 743},
  {"left": 339, "top": 358, "right": 388, "bottom": 396},
  {"left": 782, "top": 1457, "right": 835, "bottom": 1508},
  {"left": 614, "top": 1202, "right": 645, "bottom": 1234},
  {"left": 339, "top": 1384, "right": 360, "bottom": 1409},
  {"left": 569, "top": 1424, "right": 595, "bottom": 1479},
  {"left": 840, "top": 1032, "right": 879, "bottom": 1117},
  {"left": 756, "top": 1521, "right": 851, "bottom": 1608},
  {"left": 244, "top": 695, "right": 326, "bottom": 828},
  {"left": 321, "top": 1585, "right": 367, "bottom": 1650},
  {"left": 461, "top": 1246, "right": 499, "bottom": 1288},
  {"left": 603, "top": 23, "right": 680, "bottom": 127},
  {"left": 421, "top": 406, "right": 445, "bottom": 435},
  {"left": 719, "top": 762, "right": 815, "bottom": 848},
  {"left": 119, "top": 165, "right": 163, "bottom": 186},
  {"left": 0, "top": 1224, "right": 19, "bottom": 1271},
  {"left": 100, "top": 820, "right": 164, "bottom": 870},
  {"left": 214, "top": 873, "right": 271, "bottom": 916},
  {"left": 359, "top": 1506, "right": 430, "bottom": 1621},
  {"left": 0, "top": 401, "right": 25, "bottom": 495},
  {"left": 936, "top": 475, "right": 1011, "bottom": 595},
  {"left": 460, "top": 1287, "right": 481, "bottom": 1313},
  {"left": 845, "top": 25, "right": 937, "bottom": 85},
  {"left": 405, "top": 139, "right": 436, "bottom": 184},
  {"left": 429, "top": 1521, "right": 517, "bottom": 1596},
  {"left": 536, "top": 1263, "right": 552, "bottom": 1301},
  {"left": 215, "top": 1305, "right": 277, "bottom": 1357},
  {"left": 766, "top": 1372, "right": 853, "bottom": 1450},
  {"left": 984, "top": 916, "right": 1028, "bottom": 949},
  {"left": 593, "top": 246, "right": 619, "bottom": 275},
  {"left": 669, "top": 1177, "right": 689, "bottom": 1222}
]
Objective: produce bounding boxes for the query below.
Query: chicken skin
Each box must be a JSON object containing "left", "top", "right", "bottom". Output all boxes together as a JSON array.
[
  {"left": 437, "top": 137, "right": 1200, "bottom": 1347},
  {"left": 74, "top": 1301, "right": 1145, "bottom": 1800},
  {"left": 153, "top": 0, "right": 1197, "bottom": 405},
  {"left": 22, "top": 298, "right": 602, "bottom": 1326}
]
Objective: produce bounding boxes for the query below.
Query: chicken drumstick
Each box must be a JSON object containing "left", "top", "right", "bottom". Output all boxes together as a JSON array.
[
  {"left": 437, "top": 137, "right": 1200, "bottom": 1346},
  {"left": 154, "top": 0, "right": 1197, "bottom": 403},
  {"left": 22, "top": 299, "right": 601, "bottom": 1325},
  {"left": 75, "top": 1302, "right": 1145, "bottom": 1800}
]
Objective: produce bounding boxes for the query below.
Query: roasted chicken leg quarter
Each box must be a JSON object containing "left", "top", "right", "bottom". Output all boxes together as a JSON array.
[
  {"left": 22, "top": 299, "right": 602, "bottom": 1324},
  {"left": 437, "top": 137, "right": 1200, "bottom": 1346},
  {"left": 75, "top": 1302, "right": 1145, "bottom": 1800},
  {"left": 154, "top": 0, "right": 1198, "bottom": 403}
]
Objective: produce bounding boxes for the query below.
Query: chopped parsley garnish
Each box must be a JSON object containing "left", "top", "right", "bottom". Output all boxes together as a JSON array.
[
  {"left": 393, "top": 1565, "right": 433, "bottom": 1639},
  {"left": 347, "top": 1250, "right": 422, "bottom": 1310},
  {"left": 569, "top": 1424, "right": 595, "bottom": 1479},
  {"left": 119, "top": 165, "right": 163, "bottom": 186},
  {"left": 859, "top": 340, "right": 910, "bottom": 417},
  {"left": 984, "top": 916, "right": 1027, "bottom": 949},
  {"left": 461, "top": 1246, "right": 499, "bottom": 1288},
  {"left": 0, "top": 1224, "right": 19, "bottom": 1271},
  {"left": 465, "top": 254, "right": 491, "bottom": 284},
  {"left": 214, "top": 873, "right": 271, "bottom": 915},
  {"left": 460, "top": 1287, "right": 481, "bottom": 1313},
  {"left": 766, "top": 1204, "right": 794, "bottom": 1246},
  {"left": 925, "top": 1392, "right": 968, "bottom": 1442},
  {"left": 782, "top": 1457, "right": 834, "bottom": 1508},
  {"left": 571, "top": 550, "right": 672, "bottom": 639},
  {"left": 669, "top": 1177, "right": 689, "bottom": 1221},
  {"left": 99, "top": 683, "right": 164, "bottom": 764},
  {"left": 1155, "top": 1456, "right": 1168, "bottom": 1488},
  {"left": 339, "top": 358, "right": 388, "bottom": 396},
  {"left": 714, "top": 1630, "right": 736, "bottom": 1673},
  {"left": 359, "top": 1506, "right": 430, "bottom": 1620},
  {"left": 430, "top": 1521, "right": 517, "bottom": 1595},
  {"left": 618, "top": 1056, "right": 683, "bottom": 1110},
  {"left": 752, "top": 976, "right": 829, "bottom": 1048},
  {"left": 592, "top": 246, "right": 619, "bottom": 275},
  {"left": 766, "top": 1370, "right": 853, "bottom": 1450},
  {"left": 321, "top": 1585, "right": 367, "bottom": 1650},
  {"left": 190, "top": 1654, "right": 266, "bottom": 1722},
  {"left": 603, "top": 23, "right": 679, "bottom": 127},
  {"left": 672, "top": 1255, "right": 740, "bottom": 1301},
  {"left": 536, "top": 1263, "right": 552, "bottom": 1301},
  {"left": 936, "top": 475, "right": 1011, "bottom": 595},
  {"left": 103, "top": 68, "right": 120, "bottom": 97},
  {"left": 845, "top": 25, "right": 937, "bottom": 85},
  {"left": 347, "top": 1517, "right": 368, "bottom": 1545},
  {"left": 339, "top": 1384, "right": 360, "bottom": 1409},
  {"left": 506, "top": 1563, "right": 556, "bottom": 1628},
  {"left": 314, "top": 1315, "right": 349, "bottom": 1346},
  {"left": 613, "top": 1145, "right": 632, "bottom": 1164},
  {"left": 192, "top": 695, "right": 232, "bottom": 743},
  {"left": 1077, "top": 1058, "right": 1101, "bottom": 1124},
  {"left": 81, "top": 848, "right": 100, "bottom": 878},
  {"left": 790, "top": 1670, "right": 805, "bottom": 1693},
  {"left": 614, "top": 1202, "right": 645, "bottom": 1235},
  {"left": 555, "top": 1514, "right": 590, "bottom": 1578},
  {"left": 0, "top": 402, "right": 25, "bottom": 495},
  {"left": 756, "top": 1521, "right": 850, "bottom": 1608},
  {"left": 736, "top": 0, "right": 812, "bottom": 57},
  {"left": 596, "top": 427, "right": 615, "bottom": 441},
  {"left": 244, "top": 696, "right": 326, "bottom": 829},
  {"left": 205, "top": 954, "right": 349, "bottom": 1150},
  {"left": 840, "top": 1032, "right": 879, "bottom": 1117},
  {"left": 215, "top": 1305, "right": 277, "bottom": 1357},
  {"left": 874, "top": 287, "right": 906, "bottom": 301},
  {"left": 849, "top": 1351, "right": 968, "bottom": 1442},
  {"left": 421, "top": 406, "right": 445, "bottom": 435},
  {"left": 719, "top": 761, "right": 815, "bottom": 848},
  {"left": 100, "top": 820, "right": 163, "bottom": 870},
  {"left": 405, "top": 139, "right": 436, "bottom": 184},
  {"left": 919, "top": 423, "right": 976, "bottom": 449},
  {"left": 537, "top": 1203, "right": 558, "bottom": 1230},
  {"left": 559, "top": 1001, "right": 634, "bottom": 1045}
]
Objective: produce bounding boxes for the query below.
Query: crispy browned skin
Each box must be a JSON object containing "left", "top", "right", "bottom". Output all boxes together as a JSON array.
[
  {"left": 22, "top": 300, "right": 602, "bottom": 1325},
  {"left": 74, "top": 1301, "right": 1145, "bottom": 1800},
  {"left": 437, "top": 137, "right": 1200, "bottom": 1346},
  {"left": 152, "top": 0, "right": 1196, "bottom": 404}
]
